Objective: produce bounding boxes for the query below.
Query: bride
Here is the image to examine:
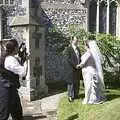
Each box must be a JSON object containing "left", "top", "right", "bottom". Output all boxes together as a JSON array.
[{"left": 77, "top": 40, "right": 105, "bottom": 104}]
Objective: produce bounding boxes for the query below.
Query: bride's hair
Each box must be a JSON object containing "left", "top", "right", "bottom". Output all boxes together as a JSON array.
[{"left": 85, "top": 40, "right": 91, "bottom": 48}]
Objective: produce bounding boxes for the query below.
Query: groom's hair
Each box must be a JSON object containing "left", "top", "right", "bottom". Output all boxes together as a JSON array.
[{"left": 70, "top": 36, "right": 79, "bottom": 43}]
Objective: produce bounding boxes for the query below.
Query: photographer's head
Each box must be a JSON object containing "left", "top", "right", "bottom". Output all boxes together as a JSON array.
[{"left": 5, "top": 39, "right": 19, "bottom": 56}]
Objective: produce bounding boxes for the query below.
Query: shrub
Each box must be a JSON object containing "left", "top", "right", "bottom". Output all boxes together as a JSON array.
[
  {"left": 46, "top": 25, "right": 120, "bottom": 87},
  {"left": 95, "top": 34, "right": 120, "bottom": 87}
]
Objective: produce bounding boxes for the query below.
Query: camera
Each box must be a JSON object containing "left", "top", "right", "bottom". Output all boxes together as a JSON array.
[
  {"left": 18, "top": 42, "right": 28, "bottom": 65},
  {"left": 18, "top": 42, "right": 28, "bottom": 80}
]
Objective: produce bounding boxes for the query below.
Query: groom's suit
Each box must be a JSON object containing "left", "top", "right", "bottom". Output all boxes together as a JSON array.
[{"left": 66, "top": 45, "right": 83, "bottom": 99}]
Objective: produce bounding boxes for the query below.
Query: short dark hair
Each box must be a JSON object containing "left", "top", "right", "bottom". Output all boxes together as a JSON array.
[{"left": 5, "top": 39, "right": 18, "bottom": 55}]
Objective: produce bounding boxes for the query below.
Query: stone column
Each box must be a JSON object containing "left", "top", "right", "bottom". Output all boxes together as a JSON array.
[
  {"left": 106, "top": 0, "right": 110, "bottom": 34},
  {"left": 96, "top": 0, "right": 99, "bottom": 33},
  {"left": 29, "top": 26, "right": 48, "bottom": 101},
  {"left": 15, "top": 0, "right": 48, "bottom": 101}
]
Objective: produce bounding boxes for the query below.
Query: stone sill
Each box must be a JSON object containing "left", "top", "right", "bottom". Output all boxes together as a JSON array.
[{"left": 40, "top": 2, "right": 84, "bottom": 10}]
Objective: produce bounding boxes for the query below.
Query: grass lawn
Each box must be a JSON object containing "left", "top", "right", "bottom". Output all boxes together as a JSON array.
[{"left": 58, "top": 88, "right": 120, "bottom": 120}]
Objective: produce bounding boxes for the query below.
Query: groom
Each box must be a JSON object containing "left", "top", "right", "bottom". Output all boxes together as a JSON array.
[{"left": 65, "top": 36, "right": 82, "bottom": 102}]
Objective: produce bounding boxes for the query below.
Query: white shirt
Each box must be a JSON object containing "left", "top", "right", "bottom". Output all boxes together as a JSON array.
[
  {"left": 4, "top": 56, "right": 27, "bottom": 77},
  {"left": 72, "top": 43, "right": 80, "bottom": 63}
]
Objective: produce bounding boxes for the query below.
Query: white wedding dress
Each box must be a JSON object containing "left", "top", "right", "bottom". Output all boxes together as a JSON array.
[{"left": 80, "top": 41, "right": 105, "bottom": 104}]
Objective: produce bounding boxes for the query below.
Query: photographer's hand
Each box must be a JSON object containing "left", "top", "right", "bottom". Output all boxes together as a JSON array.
[{"left": 25, "top": 55, "right": 30, "bottom": 61}]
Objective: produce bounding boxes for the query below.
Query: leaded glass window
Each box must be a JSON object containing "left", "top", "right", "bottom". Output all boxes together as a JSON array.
[
  {"left": 99, "top": 1, "right": 107, "bottom": 33},
  {"left": 5, "top": 0, "right": 9, "bottom": 4},
  {"left": 89, "top": 0, "right": 117, "bottom": 35},
  {"left": 0, "top": 1, "right": 3, "bottom": 4},
  {"left": 0, "top": 0, "right": 15, "bottom": 5},
  {"left": 89, "top": 0, "right": 97, "bottom": 33},
  {"left": 10, "top": 0, "right": 14, "bottom": 4},
  {"left": 109, "top": 1, "right": 117, "bottom": 35}
]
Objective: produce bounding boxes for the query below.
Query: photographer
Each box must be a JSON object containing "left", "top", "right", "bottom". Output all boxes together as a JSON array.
[{"left": 0, "top": 39, "right": 28, "bottom": 120}]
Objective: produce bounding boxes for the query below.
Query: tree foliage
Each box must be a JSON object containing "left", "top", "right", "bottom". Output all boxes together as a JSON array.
[{"left": 46, "top": 25, "right": 120, "bottom": 87}]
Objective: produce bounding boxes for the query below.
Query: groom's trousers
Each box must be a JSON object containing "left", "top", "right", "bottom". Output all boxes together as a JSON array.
[
  {"left": 67, "top": 84, "right": 74, "bottom": 98},
  {"left": 67, "top": 81, "right": 80, "bottom": 99}
]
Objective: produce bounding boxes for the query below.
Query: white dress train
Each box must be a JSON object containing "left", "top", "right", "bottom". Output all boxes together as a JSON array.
[{"left": 80, "top": 49, "right": 105, "bottom": 104}]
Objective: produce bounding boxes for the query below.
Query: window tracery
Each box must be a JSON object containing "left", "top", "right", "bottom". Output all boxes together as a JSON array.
[{"left": 89, "top": 0, "right": 117, "bottom": 35}]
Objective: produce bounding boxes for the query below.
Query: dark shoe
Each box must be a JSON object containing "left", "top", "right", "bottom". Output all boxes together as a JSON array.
[
  {"left": 68, "top": 97, "right": 74, "bottom": 102},
  {"left": 74, "top": 95, "right": 80, "bottom": 99}
]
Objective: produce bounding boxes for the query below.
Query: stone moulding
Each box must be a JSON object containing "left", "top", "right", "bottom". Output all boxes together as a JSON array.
[{"left": 40, "top": 2, "right": 85, "bottom": 10}]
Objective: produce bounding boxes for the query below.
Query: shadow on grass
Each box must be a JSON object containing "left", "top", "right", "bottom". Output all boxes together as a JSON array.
[
  {"left": 24, "top": 114, "right": 47, "bottom": 120},
  {"left": 46, "top": 81, "right": 67, "bottom": 97},
  {"left": 65, "top": 113, "right": 79, "bottom": 120},
  {"left": 106, "top": 94, "right": 120, "bottom": 101},
  {"left": 24, "top": 116, "right": 35, "bottom": 120},
  {"left": 79, "top": 93, "right": 85, "bottom": 99}
]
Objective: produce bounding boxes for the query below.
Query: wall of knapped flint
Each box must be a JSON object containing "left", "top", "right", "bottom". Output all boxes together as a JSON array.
[{"left": 40, "top": 1, "right": 88, "bottom": 82}]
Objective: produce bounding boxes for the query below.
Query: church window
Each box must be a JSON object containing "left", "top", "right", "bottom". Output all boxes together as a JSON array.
[
  {"left": 109, "top": 1, "right": 117, "bottom": 35},
  {"left": 10, "top": 0, "right": 14, "bottom": 4},
  {"left": 89, "top": 0, "right": 117, "bottom": 35},
  {"left": 0, "top": 1, "right": 3, "bottom": 4},
  {"left": 99, "top": 1, "right": 107, "bottom": 33},
  {"left": 89, "top": 0, "right": 97, "bottom": 33},
  {"left": 5, "top": 0, "right": 9, "bottom": 4}
]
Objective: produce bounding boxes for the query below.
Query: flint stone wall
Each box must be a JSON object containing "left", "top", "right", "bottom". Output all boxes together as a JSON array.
[{"left": 40, "top": 1, "right": 88, "bottom": 82}]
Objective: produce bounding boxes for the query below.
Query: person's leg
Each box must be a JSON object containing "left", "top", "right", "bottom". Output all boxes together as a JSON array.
[
  {"left": 74, "top": 81, "right": 80, "bottom": 98},
  {"left": 67, "top": 84, "right": 74, "bottom": 101},
  {"left": 10, "top": 88, "right": 23, "bottom": 120},
  {"left": 73, "top": 71, "right": 80, "bottom": 98},
  {"left": 0, "top": 87, "right": 10, "bottom": 120}
]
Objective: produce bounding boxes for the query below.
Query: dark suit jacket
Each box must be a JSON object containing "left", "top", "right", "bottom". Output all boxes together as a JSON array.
[{"left": 64, "top": 45, "right": 83, "bottom": 84}]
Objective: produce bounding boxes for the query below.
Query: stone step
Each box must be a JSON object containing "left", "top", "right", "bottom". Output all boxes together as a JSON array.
[{"left": 8, "top": 93, "right": 63, "bottom": 120}]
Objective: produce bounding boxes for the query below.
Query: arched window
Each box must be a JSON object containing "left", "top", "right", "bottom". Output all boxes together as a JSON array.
[
  {"left": 88, "top": 0, "right": 117, "bottom": 35},
  {"left": 99, "top": 1, "right": 107, "bottom": 33},
  {"left": 109, "top": 1, "right": 117, "bottom": 35},
  {"left": 89, "top": 0, "right": 97, "bottom": 33},
  {"left": 0, "top": 0, "right": 15, "bottom": 5}
]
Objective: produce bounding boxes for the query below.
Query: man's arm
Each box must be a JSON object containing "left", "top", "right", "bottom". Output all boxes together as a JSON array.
[
  {"left": 76, "top": 50, "right": 91, "bottom": 69},
  {"left": 66, "top": 47, "right": 77, "bottom": 69}
]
